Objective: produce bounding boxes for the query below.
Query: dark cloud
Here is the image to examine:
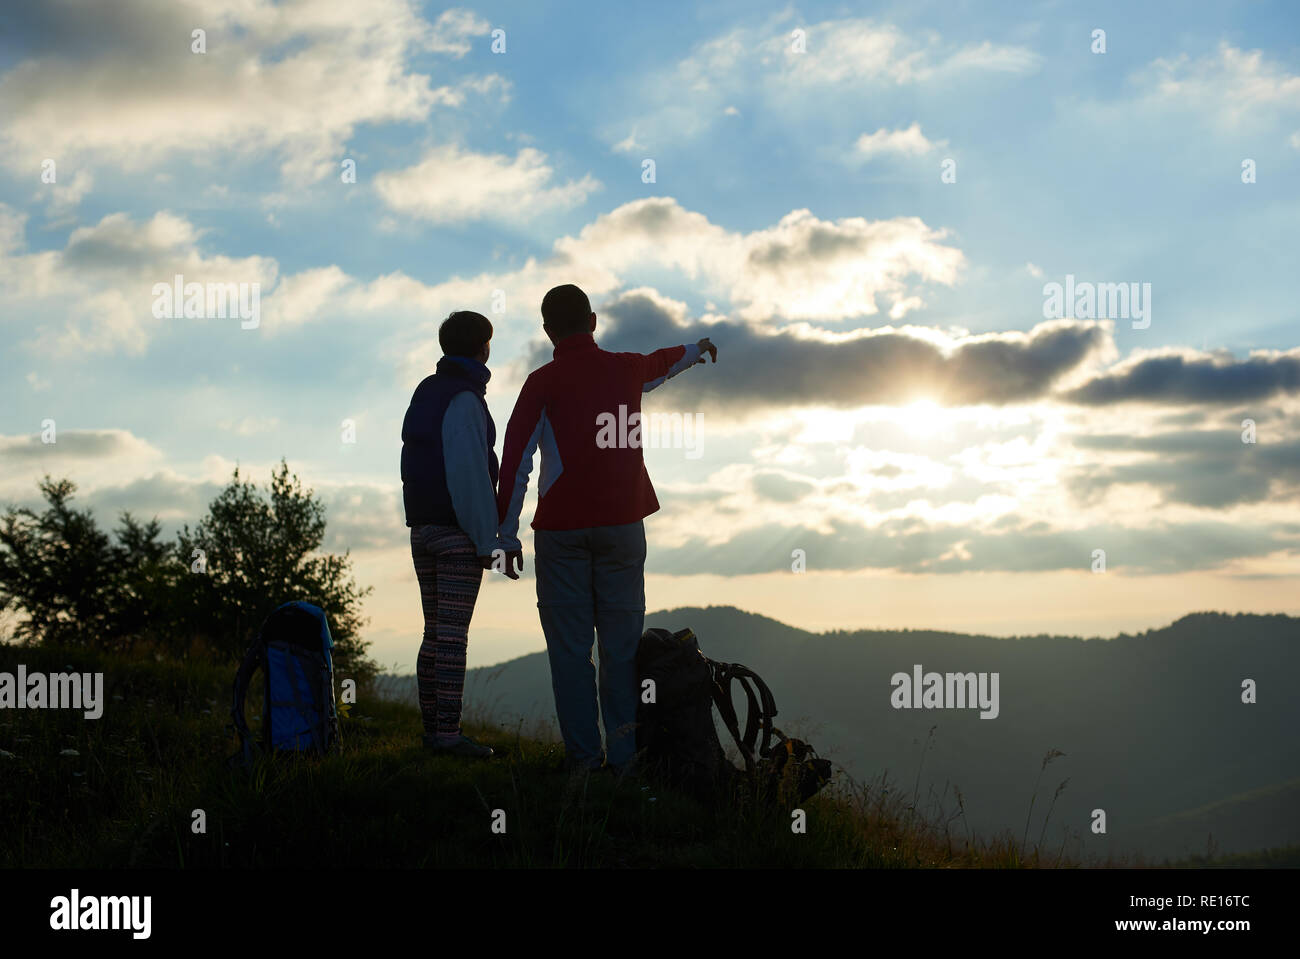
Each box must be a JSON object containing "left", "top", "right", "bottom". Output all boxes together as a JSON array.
[
  {"left": 1157, "top": 410, "right": 1209, "bottom": 428},
  {"left": 746, "top": 222, "right": 875, "bottom": 268},
  {"left": 529, "top": 291, "right": 1300, "bottom": 412},
  {"left": 1064, "top": 351, "right": 1300, "bottom": 406},
  {"left": 62, "top": 224, "right": 157, "bottom": 272},
  {"left": 1, "top": 471, "right": 221, "bottom": 545},
  {"left": 0, "top": 0, "right": 183, "bottom": 60},
  {"left": 653, "top": 469, "right": 1009, "bottom": 517},
  {"left": 319, "top": 484, "right": 409, "bottom": 552},
  {"left": 751, "top": 472, "right": 815, "bottom": 502},
  {"left": 0, "top": 429, "right": 140, "bottom": 462},
  {"left": 1072, "top": 430, "right": 1250, "bottom": 456},
  {"left": 528, "top": 291, "right": 1109, "bottom": 409},
  {"left": 1066, "top": 430, "right": 1300, "bottom": 508},
  {"left": 82, "top": 473, "right": 224, "bottom": 523}
]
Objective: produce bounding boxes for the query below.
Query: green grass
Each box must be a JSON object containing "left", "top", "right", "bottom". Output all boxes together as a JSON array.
[
  {"left": 1171, "top": 845, "right": 1300, "bottom": 868},
  {"left": 0, "top": 642, "right": 1148, "bottom": 868}
]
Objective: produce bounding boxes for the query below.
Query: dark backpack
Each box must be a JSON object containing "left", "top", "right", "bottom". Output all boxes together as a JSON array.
[
  {"left": 231, "top": 601, "right": 340, "bottom": 762},
  {"left": 635, "top": 626, "right": 833, "bottom": 803}
]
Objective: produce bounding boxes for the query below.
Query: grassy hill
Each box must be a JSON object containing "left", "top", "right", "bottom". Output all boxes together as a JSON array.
[
  {"left": 2, "top": 639, "right": 1077, "bottom": 869},
  {"left": 7, "top": 603, "right": 1295, "bottom": 869},
  {"left": 409, "top": 605, "right": 1300, "bottom": 863}
]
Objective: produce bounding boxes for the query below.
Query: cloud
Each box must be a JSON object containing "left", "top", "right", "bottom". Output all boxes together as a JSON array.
[
  {"left": 357, "top": 194, "right": 969, "bottom": 379},
  {"left": 0, "top": 430, "right": 168, "bottom": 507},
  {"left": 0, "top": 0, "right": 506, "bottom": 181},
  {"left": 557, "top": 197, "right": 965, "bottom": 322},
  {"left": 645, "top": 514, "right": 1297, "bottom": 577},
  {"left": 1070, "top": 42, "right": 1300, "bottom": 159},
  {"left": 0, "top": 428, "right": 158, "bottom": 463},
  {"left": 216, "top": 416, "right": 281, "bottom": 436},
  {"left": 1063, "top": 348, "right": 1300, "bottom": 406},
  {"left": 612, "top": 128, "right": 645, "bottom": 155},
  {"left": 39, "top": 169, "right": 94, "bottom": 224},
  {"left": 425, "top": 7, "right": 493, "bottom": 58},
  {"left": 374, "top": 144, "right": 601, "bottom": 225},
  {"left": 855, "top": 123, "right": 946, "bottom": 158},
  {"left": 937, "top": 40, "right": 1043, "bottom": 76},
  {"left": 317, "top": 483, "right": 408, "bottom": 552},
  {"left": 0, "top": 204, "right": 277, "bottom": 354},
  {"left": 773, "top": 19, "right": 1040, "bottom": 87},
  {"left": 0, "top": 207, "right": 26, "bottom": 257},
  {"left": 1, "top": 465, "right": 401, "bottom": 553},
  {"left": 608, "top": 16, "right": 1040, "bottom": 147},
  {"left": 1066, "top": 429, "right": 1300, "bottom": 508},
  {"left": 259, "top": 265, "right": 353, "bottom": 331},
  {"left": 1, "top": 190, "right": 966, "bottom": 363},
  {"left": 579, "top": 289, "right": 1110, "bottom": 409},
  {"left": 4, "top": 456, "right": 412, "bottom": 549},
  {"left": 1142, "top": 42, "right": 1300, "bottom": 125},
  {"left": 751, "top": 471, "right": 816, "bottom": 503},
  {"left": 79, "top": 471, "right": 226, "bottom": 527}
]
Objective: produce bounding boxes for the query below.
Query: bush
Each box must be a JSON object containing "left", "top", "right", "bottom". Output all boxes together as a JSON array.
[{"left": 0, "top": 461, "right": 376, "bottom": 683}]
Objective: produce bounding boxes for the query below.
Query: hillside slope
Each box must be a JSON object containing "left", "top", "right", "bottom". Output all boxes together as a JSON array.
[
  {"left": 400, "top": 606, "right": 1300, "bottom": 862},
  {"left": 1, "top": 639, "right": 1057, "bottom": 868}
]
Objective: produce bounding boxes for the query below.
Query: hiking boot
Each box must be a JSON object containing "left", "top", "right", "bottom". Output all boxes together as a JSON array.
[
  {"left": 602, "top": 759, "right": 641, "bottom": 782},
  {"left": 425, "top": 734, "right": 494, "bottom": 759},
  {"left": 558, "top": 753, "right": 603, "bottom": 773}
]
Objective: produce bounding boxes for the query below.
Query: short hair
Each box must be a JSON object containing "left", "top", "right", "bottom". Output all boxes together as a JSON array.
[
  {"left": 439, "top": 310, "right": 493, "bottom": 357},
  {"left": 541, "top": 284, "right": 591, "bottom": 339}
]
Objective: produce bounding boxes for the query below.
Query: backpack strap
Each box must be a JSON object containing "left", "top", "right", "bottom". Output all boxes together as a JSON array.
[
  {"left": 708, "top": 662, "right": 755, "bottom": 774},
  {"left": 277, "top": 644, "right": 323, "bottom": 752},
  {"left": 733, "top": 671, "right": 762, "bottom": 756},
  {"left": 717, "top": 662, "right": 780, "bottom": 758},
  {"left": 709, "top": 660, "right": 785, "bottom": 774},
  {"left": 749, "top": 671, "right": 781, "bottom": 758},
  {"left": 230, "top": 636, "right": 265, "bottom": 763}
]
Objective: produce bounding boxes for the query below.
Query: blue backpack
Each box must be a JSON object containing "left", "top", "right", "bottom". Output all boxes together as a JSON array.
[{"left": 231, "top": 601, "right": 340, "bottom": 760}]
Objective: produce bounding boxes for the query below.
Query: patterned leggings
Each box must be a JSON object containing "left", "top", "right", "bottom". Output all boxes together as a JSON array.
[{"left": 411, "top": 524, "right": 484, "bottom": 741}]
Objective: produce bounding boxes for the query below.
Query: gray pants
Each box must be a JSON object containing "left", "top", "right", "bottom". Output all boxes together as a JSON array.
[{"left": 534, "top": 520, "right": 646, "bottom": 768}]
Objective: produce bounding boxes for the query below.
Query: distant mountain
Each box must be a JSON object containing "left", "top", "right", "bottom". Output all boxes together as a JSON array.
[
  {"left": 377, "top": 605, "right": 1300, "bottom": 861},
  {"left": 1146, "top": 778, "right": 1300, "bottom": 860}
]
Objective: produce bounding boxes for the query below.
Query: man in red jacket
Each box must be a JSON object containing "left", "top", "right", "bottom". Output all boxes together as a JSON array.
[{"left": 496, "top": 284, "right": 716, "bottom": 773}]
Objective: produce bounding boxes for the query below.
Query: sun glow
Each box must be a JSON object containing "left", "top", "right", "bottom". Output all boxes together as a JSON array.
[{"left": 898, "top": 398, "right": 947, "bottom": 437}]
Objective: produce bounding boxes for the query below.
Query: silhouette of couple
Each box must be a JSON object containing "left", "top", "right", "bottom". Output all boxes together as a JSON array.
[{"left": 401, "top": 284, "right": 717, "bottom": 771}]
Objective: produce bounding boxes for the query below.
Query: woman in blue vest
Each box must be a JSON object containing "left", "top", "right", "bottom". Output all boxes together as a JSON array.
[{"left": 400, "top": 311, "right": 518, "bottom": 758}]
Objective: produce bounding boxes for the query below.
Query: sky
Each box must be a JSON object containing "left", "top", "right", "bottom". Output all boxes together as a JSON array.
[{"left": 1, "top": 0, "right": 1298, "bottom": 671}]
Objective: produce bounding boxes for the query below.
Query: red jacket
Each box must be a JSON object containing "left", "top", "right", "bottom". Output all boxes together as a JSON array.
[{"left": 496, "top": 333, "right": 701, "bottom": 544}]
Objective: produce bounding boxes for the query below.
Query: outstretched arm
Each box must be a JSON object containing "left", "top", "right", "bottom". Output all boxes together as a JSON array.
[{"left": 642, "top": 337, "right": 717, "bottom": 393}]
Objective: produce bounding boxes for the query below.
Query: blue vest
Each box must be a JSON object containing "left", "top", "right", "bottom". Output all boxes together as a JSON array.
[{"left": 401, "top": 356, "right": 499, "bottom": 528}]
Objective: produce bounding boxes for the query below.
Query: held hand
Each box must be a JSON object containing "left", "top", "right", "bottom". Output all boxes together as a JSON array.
[
  {"left": 505, "top": 550, "right": 523, "bottom": 580},
  {"left": 479, "top": 550, "right": 522, "bottom": 580},
  {"left": 696, "top": 337, "right": 717, "bottom": 364}
]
